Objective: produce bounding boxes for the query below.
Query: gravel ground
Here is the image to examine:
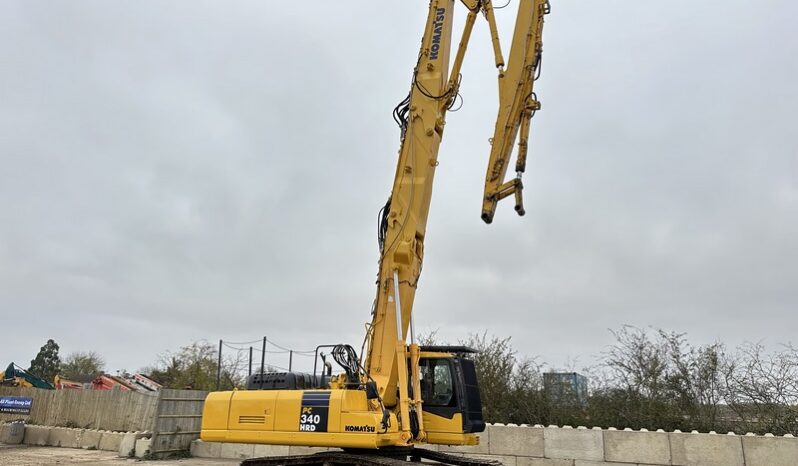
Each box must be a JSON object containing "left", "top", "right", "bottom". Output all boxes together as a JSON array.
[{"left": 0, "top": 445, "right": 240, "bottom": 465}]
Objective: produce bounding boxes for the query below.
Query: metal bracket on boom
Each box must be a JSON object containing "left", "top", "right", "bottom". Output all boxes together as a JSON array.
[{"left": 490, "top": 177, "right": 525, "bottom": 218}]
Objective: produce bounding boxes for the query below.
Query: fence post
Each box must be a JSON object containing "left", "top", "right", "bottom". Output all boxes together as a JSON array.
[
  {"left": 149, "top": 388, "right": 167, "bottom": 457},
  {"left": 260, "top": 337, "right": 266, "bottom": 388},
  {"left": 248, "top": 346, "right": 253, "bottom": 377},
  {"left": 216, "top": 339, "right": 222, "bottom": 390}
]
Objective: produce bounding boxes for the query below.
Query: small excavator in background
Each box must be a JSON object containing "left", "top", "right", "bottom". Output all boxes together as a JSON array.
[
  {"left": 1, "top": 362, "right": 54, "bottom": 389},
  {"left": 201, "top": 1, "right": 550, "bottom": 465}
]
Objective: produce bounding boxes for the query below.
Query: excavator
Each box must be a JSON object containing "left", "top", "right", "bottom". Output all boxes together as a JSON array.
[
  {"left": 201, "top": 1, "right": 549, "bottom": 464},
  {"left": 1, "top": 362, "right": 54, "bottom": 389}
]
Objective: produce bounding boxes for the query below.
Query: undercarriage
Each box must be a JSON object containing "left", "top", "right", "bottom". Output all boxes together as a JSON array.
[{"left": 241, "top": 448, "right": 502, "bottom": 466}]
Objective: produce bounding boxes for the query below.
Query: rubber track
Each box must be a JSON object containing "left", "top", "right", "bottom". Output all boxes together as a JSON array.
[{"left": 241, "top": 449, "right": 503, "bottom": 466}]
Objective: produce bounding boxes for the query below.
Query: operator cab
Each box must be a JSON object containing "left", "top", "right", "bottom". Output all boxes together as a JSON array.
[{"left": 418, "top": 346, "right": 485, "bottom": 434}]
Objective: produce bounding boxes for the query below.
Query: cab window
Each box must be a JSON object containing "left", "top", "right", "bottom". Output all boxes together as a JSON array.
[{"left": 419, "top": 359, "right": 454, "bottom": 407}]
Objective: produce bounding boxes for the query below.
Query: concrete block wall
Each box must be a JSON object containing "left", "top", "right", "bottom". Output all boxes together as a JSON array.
[
  {"left": 190, "top": 424, "right": 798, "bottom": 466},
  {"left": 0, "top": 421, "right": 151, "bottom": 457}
]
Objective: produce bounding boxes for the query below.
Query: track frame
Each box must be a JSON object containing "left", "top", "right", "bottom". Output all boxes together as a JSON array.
[{"left": 241, "top": 448, "right": 503, "bottom": 466}]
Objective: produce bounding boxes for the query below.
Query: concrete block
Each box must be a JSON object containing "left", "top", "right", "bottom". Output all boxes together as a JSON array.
[
  {"left": 288, "top": 445, "right": 329, "bottom": 455},
  {"left": 48, "top": 427, "right": 83, "bottom": 448},
  {"left": 23, "top": 425, "right": 50, "bottom": 446},
  {"left": 574, "top": 461, "right": 635, "bottom": 466},
  {"left": 79, "top": 429, "right": 102, "bottom": 449},
  {"left": 134, "top": 437, "right": 151, "bottom": 458},
  {"left": 464, "top": 454, "right": 517, "bottom": 466},
  {"left": 439, "top": 428, "right": 490, "bottom": 454},
  {"left": 253, "top": 444, "right": 291, "bottom": 457},
  {"left": 191, "top": 439, "right": 223, "bottom": 458},
  {"left": 0, "top": 422, "right": 25, "bottom": 444},
  {"left": 670, "top": 432, "right": 744, "bottom": 466},
  {"left": 604, "top": 429, "right": 671, "bottom": 464},
  {"left": 221, "top": 442, "right": 256, "bottom": 459},
  {"left": 742, "top": 435, "right": 798, "bottom": 466},
  {"left": 517, "top": 458, "right": 574, "bottom": 466},
  {"left": 98, "top": 431, "right": 124, "bottom": 452},
  {"left": 543, "top": 427, "right": 603, "bottom": 461},
  {"left": 118, "top": 432, "right": 138, "bottom": 457},
  {"left": 490, "top": 425, "right": 544, "bottom": 457}
]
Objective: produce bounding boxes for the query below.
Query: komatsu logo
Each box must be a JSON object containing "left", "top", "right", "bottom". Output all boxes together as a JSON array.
[
  {"left": 344, "top": 424, "right": 376, "bottom": 433},
  {"left": 430, "top": 8, "right": 446, "bottom": 60}
]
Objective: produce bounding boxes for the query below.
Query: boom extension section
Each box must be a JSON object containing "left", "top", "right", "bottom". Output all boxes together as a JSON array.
[{"left": 482, "top": 0, "right": 550, "bottom": 224}]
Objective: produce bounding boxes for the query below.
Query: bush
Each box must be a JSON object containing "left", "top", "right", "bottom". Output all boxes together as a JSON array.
[{"left": 446, "top": 327, "right": 798, "bottom": 435}]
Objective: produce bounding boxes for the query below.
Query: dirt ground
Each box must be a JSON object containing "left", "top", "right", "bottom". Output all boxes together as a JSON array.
[{"left": 0, "top": 445, "right": 240, "bottom": 466}]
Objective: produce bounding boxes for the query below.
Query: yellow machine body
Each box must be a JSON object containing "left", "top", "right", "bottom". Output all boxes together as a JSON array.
[
  {"left": 202, "top": 389, "right": 403, "bottom": 449},
  {"left": 201, "top": 389, "right": 474, "bottom": 448},
  {"left": 201, "top": 351, "right": 480, "bottom": 448}
]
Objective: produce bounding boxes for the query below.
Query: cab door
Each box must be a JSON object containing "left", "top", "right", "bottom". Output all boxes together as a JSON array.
[{"left": 418, "top": 357, "right": 485, "bottom": 443}]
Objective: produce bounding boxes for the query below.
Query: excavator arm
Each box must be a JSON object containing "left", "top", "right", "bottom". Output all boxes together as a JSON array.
[
  {"left": 482, "top": 0, "right": 550, "bottom": 224},
  {"left": 1, "top": 362, "right": 54, "bottom": 389}
]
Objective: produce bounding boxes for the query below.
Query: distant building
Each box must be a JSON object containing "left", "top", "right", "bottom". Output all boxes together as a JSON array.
[{"left": 544, "top": 372, "right": 588, "bottom": 405}]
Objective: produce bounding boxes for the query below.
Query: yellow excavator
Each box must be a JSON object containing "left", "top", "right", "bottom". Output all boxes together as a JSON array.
[{"left": 201, "top": 1, "right": 549, "bottom": 464}]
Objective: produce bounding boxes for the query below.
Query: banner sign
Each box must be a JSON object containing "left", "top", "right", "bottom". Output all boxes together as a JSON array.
[{"left": 0, "top": 396, "right": 33, "bottom": 414}]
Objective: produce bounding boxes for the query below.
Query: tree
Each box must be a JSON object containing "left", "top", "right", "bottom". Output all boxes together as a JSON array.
[
  {"left": 420, "top": 330, "right": 547, "bottom": 424},
  {"left": 61, "top": 351, "right": 105, "bottom": 379},
  {"left": 722, "top": 342, "right": 798, "bottom": 434},
  {"left": 145, "top": 341, "right": 246, "bottom": 391},
  {"left": 29, "top": 339, "right": 61, "bottom": 382},
  {"left": 463, "top": 332, "right": 529, "bottom": 423}
]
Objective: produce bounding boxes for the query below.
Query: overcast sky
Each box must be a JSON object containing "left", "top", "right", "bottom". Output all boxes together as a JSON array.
[{"left": 1, "top": 1, "right": 796, "bottom": 375}]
